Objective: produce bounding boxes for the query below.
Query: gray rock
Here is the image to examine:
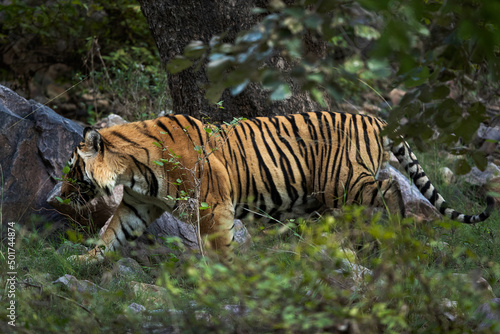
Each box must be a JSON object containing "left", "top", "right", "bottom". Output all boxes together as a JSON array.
[
  {"left": 146, "top": 213, "right": 199, "bottom": 250},
  {"left": 441, "top": 298, "right": 459, "bottom": 322},
  {"left": 477, "top": 123, "right": 500, "bottom": 142},
  {"left": 93, "top": 113, "right": 127, "bottom": 129},
  {"left": 148, "top": 215, "right": 252, "bottom": 252},
  {"left": 89, "top": 189, "right": 252, "bottom": 253},
  {"left": 439, "top": 167, "right": 455, "bottom": 185},
  {"left": 379, "top": 165, "right": 441, "bottom": 220},
  {"left": 100, "top": 257, "right": 150, "bottom": 286},
  {"left": 128, "top": 303, "right": 146, "bottom": 313},
  {"left": 116, "top": 257, "right": 146, "bottom": 277},
  {"left": 476, "top": 121, "right": 500, "bottom": 155},
  {"left": 128, "top": 281, "right": 168, "bottom": 308},
  {"left": 475, "top": 298, "right": 500, "bottom": 330},
  {"left": 95, "top": 211, "right": 252, "bottom": 265},
  {"left": 452, "top": 273, "right": 496, "bottom": 301},
  {"left": 461, "top": 163, "right": 500, "bottom": 187},
  {"left": 53, "top": 274, "right": 107, "bottom": 294},
  {"left": 233, "top": 219, "right": 253, "bottom": 252},
  {"left": 0, "top": 84, "right": 82, "bottom": 225}
]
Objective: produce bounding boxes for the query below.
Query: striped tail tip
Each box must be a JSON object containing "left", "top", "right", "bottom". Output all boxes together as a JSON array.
[{"left": 460, "top": 195, "right": 495, "bottom": 224}]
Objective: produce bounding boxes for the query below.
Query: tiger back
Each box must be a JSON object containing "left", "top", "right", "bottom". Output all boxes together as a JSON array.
[{"left": 219, "top": 111, "right": 396, "bottom": 221}]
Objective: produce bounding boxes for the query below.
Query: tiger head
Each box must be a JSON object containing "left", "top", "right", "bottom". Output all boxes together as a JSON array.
[{"left": 60, "top": 127, "right": 123, "bottom": 207}]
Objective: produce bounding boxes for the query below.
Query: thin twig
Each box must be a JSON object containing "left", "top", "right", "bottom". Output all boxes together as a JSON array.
[
  {"left": 54, "top": 293, "right": 103, "bottom": 327},
  {"left": 357, "top": 78, "right": 392, "bottom": 110}
]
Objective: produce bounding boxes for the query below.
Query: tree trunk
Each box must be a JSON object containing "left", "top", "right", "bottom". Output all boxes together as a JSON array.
[{"left": 138, "top": 0, "right": 324, "bottom": 122}]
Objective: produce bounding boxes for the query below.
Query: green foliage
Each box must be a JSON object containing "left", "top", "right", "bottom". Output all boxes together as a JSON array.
[
  {"left": 150, "top": 116, "right": 245, "bottom": 226},
  {"left": 168, "top": 0, "right": 498, "bottom": 172},
  {"left": 4, "top": 202, "right": 500, "bottom": 332},
  {"left": 0, "top": 0, "right": 168, "bottom": 122},
  {"left": 411, "top": 147, "right": 500, "bottom": 271},
  {"left": 0, "top": 0, "right": 152, "bottom": 65},
  {"left": 2, "top": 1, "right": 499, "bottom": 331},
  {"left": 55, "top": 196, "right": 71, "bottom": 205},
  {"left": 79, "top": 41, "right": 170, "bottom": 122}
]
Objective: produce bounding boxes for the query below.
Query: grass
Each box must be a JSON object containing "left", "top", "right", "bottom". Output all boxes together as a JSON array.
[
  {"left": 81, "top": 62, "right": 171, "bottom": 124},
  {"left": 1, "top": 146, "right": 499, "bottom": 333},
  {"left": 413, "top": 146, "right": 500, "bottom": 296}
]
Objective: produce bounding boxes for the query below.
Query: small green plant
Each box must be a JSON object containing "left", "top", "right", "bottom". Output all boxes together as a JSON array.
[
  {"left": 3, "top": 193, "right": 500, "bottom": 332},
  {"left": 1, "top": 0, "right": 163, "bottom": 123},
  {"left": 149, "top": 117, "right": 245, "bottom": 257},
  {"left": 215, "top": 100, "right": 224, "bottom": 109},
  {"left": 80, "top": 36, "right": 169, "bottom": 123},
  {"left": 54, "top": 163, "right": 78, "bottom": 205}
]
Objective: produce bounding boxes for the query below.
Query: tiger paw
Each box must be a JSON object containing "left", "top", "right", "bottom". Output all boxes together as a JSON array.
[{"left": 67, "top": 246, "right": 105, "bottom": 264}]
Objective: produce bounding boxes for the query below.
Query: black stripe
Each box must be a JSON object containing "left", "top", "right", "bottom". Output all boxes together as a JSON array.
[
  {"left": 257, "top": 119, "right": 279, "bottom": 166},
  {"left": 303, "top": 113, "right": 318, "bottom": 186},
  {"left": 122, "top": 199, "right": 148, "bottom": 229},
  {"left": 120, "top": 220, "right": 135, "bottom": 241},
  {"left": 129, "top": 155, "right": 159, "bottom": 197},
  {"left": 369, "top": 182, "right": 380, "bottom": 205},
  {"left": 111, "top": 130, "right": 150, "bottom": 162},
  {"left": 130, "top": 171, "right": 135, "bottom": 189},
  {"left": 372, "top": 118, "right": 384, "bottom": 171},
  {"left": 332, "top": 113, "right": 346, "bottom": 207},
  {"left": 396, "top": 145, "right": 405, "bottom": 158},
  {"left": 419, "top": 180, "right": 432, "bottom": 195},
  {"left": 349, "top": 172, "right": 371, "bottom": 198},
  {"left": 247, "top": 122, "right": 282, "bottom": 206},
  {"left": 108, "top": 226, "right": 125, "bottom": 246},
  {"left": 258, "top": 193, "right": 267, "bottom": 216},
  {"left": 261, "top": 121, "right": 298, "bottom": 203},
  {"left": 133, "top": 123, "right": 162, "bottom": 143},
  {"left": 156, "top": 118, "right": 176, "bottom": 143},
  {"left": 320, "top": 113, "right": 334, "bottom": 200},
  {"left": 276, "top": 120, "right": 308, "bottom": 195},
  {"left": 439, "top": 202, "right": 449, "bottom": 215},
  {"left": 361, "top": 117, "right": 376, "bottom": 171},
  {"left": 185, "top": 115, "right": 206, "bottom": 146},
  {"left": 428, "top": 189, "right": 438, "bottom": 205},
  {"left": 251, "top": 176, "right": 260, "bottom": 207},
  {"left": 353, "top": 116, "right": 371, "bottom": 173}
]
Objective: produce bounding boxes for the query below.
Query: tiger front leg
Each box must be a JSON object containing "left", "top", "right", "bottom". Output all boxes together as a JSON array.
[
  {"left": 199, "top": 202, "right": 236, "bottom": 263},
  {"left": 69, "top": 194, "right": 163, "bottom": 264}
]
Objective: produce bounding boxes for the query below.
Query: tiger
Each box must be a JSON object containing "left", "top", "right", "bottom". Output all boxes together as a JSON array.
[{"left": 60, "top": 111, "right": 494, "bottom": 263}]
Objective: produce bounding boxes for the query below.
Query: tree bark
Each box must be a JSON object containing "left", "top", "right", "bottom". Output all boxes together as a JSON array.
[{"left": 138, "top": 0, "right": 324, "bottom": 122}]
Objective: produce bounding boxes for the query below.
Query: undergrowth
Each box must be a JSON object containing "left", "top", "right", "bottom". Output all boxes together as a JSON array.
[
  {"left": 1, "top": 194, "right": 500, "bottom": 333},
  {"left": 413, "top": 147, "right": 500, "bottom": 296},
  {"left": 79, "top": 40, "right": 171, "bottom": 124}
]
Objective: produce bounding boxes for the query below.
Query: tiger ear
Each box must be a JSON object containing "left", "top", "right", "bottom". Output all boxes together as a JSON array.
[{"left": 83, "top": 127, "right": 102, "bottom": 155}]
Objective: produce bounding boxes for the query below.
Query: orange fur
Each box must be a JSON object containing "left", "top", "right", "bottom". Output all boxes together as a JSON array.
[{"left": 62, "top": 111, "right": 493, "bottom": 263}]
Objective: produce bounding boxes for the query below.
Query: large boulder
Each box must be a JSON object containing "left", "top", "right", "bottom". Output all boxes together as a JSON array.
[
  {"left": 461, "top": 162, "right": 500, "bottom": 187},
  {"left": 474, "top": 118, "right": 500, "bottom": 156},
  {"left": 0, "top": 85, "right": 82, "bottom": 226},
  {"left": 378, "top": 164, "right": 441, "bottom": 221}
]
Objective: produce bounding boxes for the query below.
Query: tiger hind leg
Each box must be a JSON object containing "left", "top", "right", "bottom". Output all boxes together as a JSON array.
[
  {"left": 199, "top": 203, "right": 236, "bottom": 263},
  {"left": 357, "top": 179, "right": 405, "bottom": 218}
]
